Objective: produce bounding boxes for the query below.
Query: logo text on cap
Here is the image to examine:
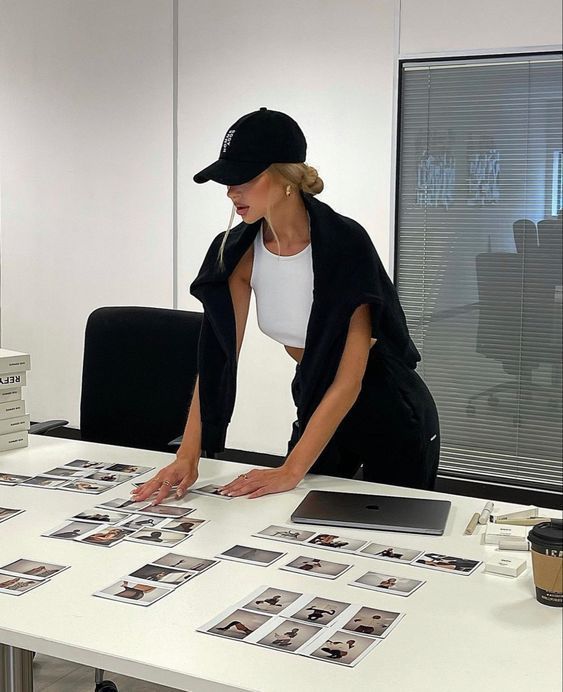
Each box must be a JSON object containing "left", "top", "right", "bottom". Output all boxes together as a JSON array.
[{"left": 222, "top": 129, "right": 236, "bottom": 153}]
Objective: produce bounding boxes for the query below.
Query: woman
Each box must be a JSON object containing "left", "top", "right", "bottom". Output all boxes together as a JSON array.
[{"left": 133, "top": 107, "right": 439, "bottom": 505}]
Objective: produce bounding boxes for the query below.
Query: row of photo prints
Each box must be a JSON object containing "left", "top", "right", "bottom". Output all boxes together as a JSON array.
[
  {"left": 214, "top": 545, "right": 426, "bottom": 596},
  {"left": 0, "top": 558, "right": 70, "bottom": 596},
  {"left": 254, "top": 525, "right": 483, "bottom": 576},
  {"left": 94, "top": 552, "right": 219, "bottom": 607},
  {"left": 42, "top": 498, "right": 207, "bottom": 548},
  {"left": 0, "top": 460, "right": 155, "bottom": 495},
  {"left": 198, "top": 584, "right": 405, "bottom": 667}
]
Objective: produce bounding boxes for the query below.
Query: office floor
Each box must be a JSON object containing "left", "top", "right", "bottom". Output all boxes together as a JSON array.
[{"left": 33, "top": 653, "right": 180, "bottom": 692}]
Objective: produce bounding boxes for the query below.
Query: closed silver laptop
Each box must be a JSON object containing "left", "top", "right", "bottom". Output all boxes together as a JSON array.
[{"left": 291, "top": 490, "right": 451, "bottom": 535}]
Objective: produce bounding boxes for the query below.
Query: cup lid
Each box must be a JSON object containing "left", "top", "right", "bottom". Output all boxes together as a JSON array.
[{"left": 528, "top": 520, "right": 563, "bottom": 549}]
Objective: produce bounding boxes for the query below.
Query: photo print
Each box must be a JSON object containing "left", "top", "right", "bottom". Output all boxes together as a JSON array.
[
  {"left": 71, "top": 510, "right": 129, "bottom": 525},
  {"left": 0, "top": 559, "right": 69, "bottom": 580},
  {"left": 0, "top": 507, "right": 24, "bottom": 523},
  {"left": 199, "top": 608, "right": 271, "bottom": 641},
  {"left": 42, "top": 467, "right": 86, "bottom": 479},
  {"left": 159, "top": 517, "right": 207, "bottom": 534},
  {"left": 134, "top": 504, "right": 195, "bottom": 518},
  {"left": 0, "top": 571, "right": 45, "bottom": 595},
  {"left": 151, "top": 554, "right": 218, "bottom": 573},
  {"left": 287, "top": 597, "right": 351, "bottom": 626},
  {"left": 191, "top": 484, "right": 233, "bottom": 500},
  {"left": 341, "top": 606, "right": 403, "bottom": 638},
  {"left": 128, "top": 564, "right": 195, "bottom": 587},
  {"left": 105, "top": 463, "right": 153, "bottom": 475},
  {"left": 0, "top": 473, "right": 30, "bottom": 485},
  {"left": 359, "top": 542, "right": 424, "bottom": 564},
  {"left": 306, "top": 533, "right": 368, "bottom": 553},
  {"left": 126, "top": 529, "right": 189, "bottom": 547},
  {"left": 350, "top": 571, "right": 425, "bottom": 597},
  {"left": 117, "top": 514, "right": 165, "bottom": 531},
  {"left": 414, "top": 552, "right": 482, "bottom": 575},
  {"left": 254, "top": 618, "right": 322, "bottom": 653},
  {"left": 96, "top": 498, "right": 149, "bottom": 512},
  {"left": 217, "top": 545, "right": 286, "bottom": 567},
  {"left": 253, "top": 525, "right": 317, "bottom": 543},
  {"left": 60, "top": 479, "right": 115, "bottom": 494},
  {"left": 304, "top": 630, "right": 381, "bottom": 667},
  {"left": 21, "top": 476, "right": 66, "bottom": 489},
  {"left": 77, "top": 525, "right": 135, "bottom": 547},
  {"left": 42, "top": 521, "right": 99, "bottom": 541},
  {"left": 94, "top": 580, "right": 173, "bottom": 607},
  {"left": 65, "top": 459, "right": 107, "bottom": 470},
  {"left": 281, "top": 556, "right": 352, "bottom": 580},
  {"left": 241, "top": 587, "right": 303, "bottom": 615},
  {"left": 85, "top": 471, "right": 132, "bottom": 484}
]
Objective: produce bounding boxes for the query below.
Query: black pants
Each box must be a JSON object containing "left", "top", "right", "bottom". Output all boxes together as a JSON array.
[{"left": 287, "top": 352, "right": 440, "bottom": 490}]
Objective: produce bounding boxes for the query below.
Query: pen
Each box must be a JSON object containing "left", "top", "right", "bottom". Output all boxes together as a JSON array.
[
  {"left": 478, "top": 501, "right": 494, "bottom": 524},
  {"left": 493, "top": 517, "right": 552, "bottom": 526},
  {"left": 464, "top": 512, "right": 480, "bottom": 535},
  {"left": 492, "top": 507, "right": 538, "bottom": 522}
]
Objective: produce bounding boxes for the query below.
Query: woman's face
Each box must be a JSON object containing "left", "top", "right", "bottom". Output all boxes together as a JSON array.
[{"left": 226, "top": 170, "right": 284, "bottom": 223}]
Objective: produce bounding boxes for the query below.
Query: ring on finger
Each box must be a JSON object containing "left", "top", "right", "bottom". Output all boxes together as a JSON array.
[{"left": 161, "top": 479, "right": 172, "bottom": 487}]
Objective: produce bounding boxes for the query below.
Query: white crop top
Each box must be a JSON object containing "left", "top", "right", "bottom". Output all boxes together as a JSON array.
[{"left": 250, "top": 221, "right": 314, "bottom": 348}]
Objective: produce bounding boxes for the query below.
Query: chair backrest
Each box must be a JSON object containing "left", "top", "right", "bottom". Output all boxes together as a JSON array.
[
  {"left": 512, "top": 219, "right": 538, "bottom": 254},
  {"left": 80, "top": 306, "right": 202, "bottom": 452}
]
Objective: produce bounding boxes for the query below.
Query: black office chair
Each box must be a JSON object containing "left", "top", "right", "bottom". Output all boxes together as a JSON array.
[{"left": 30, "top": 305, "right": 204, "bottom": 692}]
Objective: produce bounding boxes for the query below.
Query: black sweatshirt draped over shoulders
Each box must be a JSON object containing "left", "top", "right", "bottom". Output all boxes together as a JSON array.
[{"left": 190, "top": 191, "right": 420, "bottom": 456}]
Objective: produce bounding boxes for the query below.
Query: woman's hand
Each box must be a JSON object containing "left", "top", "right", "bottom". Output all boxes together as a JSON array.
[
  {"left": 219, "top": 466, "right": 303, "bottom": 499},
  {"left": 130, "top": 457, "right": 199, "bottom": 506}
]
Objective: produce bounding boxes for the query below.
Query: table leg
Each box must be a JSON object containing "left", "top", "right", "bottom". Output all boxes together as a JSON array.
[{"left": 0, "top": 645, "right": 34, "bottom": 692}]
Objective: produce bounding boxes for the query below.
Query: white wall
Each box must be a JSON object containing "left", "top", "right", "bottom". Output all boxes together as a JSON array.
[
  {"left": 0, "top": 0, "right": 560, "bottom": 453},
  {"left": 0, "top": 0, "right": 174, "bottom": 425}
]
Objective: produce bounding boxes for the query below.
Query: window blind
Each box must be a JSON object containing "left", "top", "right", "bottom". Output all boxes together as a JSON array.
[{"left": 396, "top": 53, "right": 563, "bottom": 492}]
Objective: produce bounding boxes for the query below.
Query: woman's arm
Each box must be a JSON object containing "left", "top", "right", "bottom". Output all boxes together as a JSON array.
[{"left": 221, "top": 303, "right": 373, "bottom": 497}]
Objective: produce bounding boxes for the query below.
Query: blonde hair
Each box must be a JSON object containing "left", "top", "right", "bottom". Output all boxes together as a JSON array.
[{"left": 217, "top": 163, "right": 324, "bottom": 271}]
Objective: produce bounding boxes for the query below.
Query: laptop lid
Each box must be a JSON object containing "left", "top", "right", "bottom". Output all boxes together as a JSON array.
[{"left": 291, "top": 490, "right": 451, "bottom": 536}]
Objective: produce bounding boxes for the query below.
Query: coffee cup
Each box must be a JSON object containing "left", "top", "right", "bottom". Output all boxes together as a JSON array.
[{"left": 528, "top": 520, "right": 563, "bottom": 607}]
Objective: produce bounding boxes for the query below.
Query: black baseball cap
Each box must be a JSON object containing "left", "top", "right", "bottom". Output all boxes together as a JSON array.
[{"left": 193, "top": 107, "right": 307, "bottom": 185}]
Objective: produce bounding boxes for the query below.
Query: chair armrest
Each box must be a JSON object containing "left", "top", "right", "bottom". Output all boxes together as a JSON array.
[
  {"left": 29, "top": 420, "right": 69, "bottom": 435},
  {"left": 168, "top": 435, "right": 183, "bottom": 447}
]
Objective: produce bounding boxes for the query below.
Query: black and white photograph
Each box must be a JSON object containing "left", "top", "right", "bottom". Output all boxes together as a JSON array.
[
  {"left": 60, "top": 479, "right": 115, "bottom": 494},
  {"left": 341, "top": 606, "right": 403, "bottom": 638},
  {"left": 42, "top": 467, "right": 87, "bottom": 479},
  {"left": 359, "top": 542, "right": 424, "bottom": 564},
  {"left": 253, "top": 525, "right": 317, "bottom": 543},
  {"left": 255, "top": 618, "right": 322, "bottom": 653},
  {"left": 287, "top": 597, "right": 351, "bottom": 625},
  {"left": 0, "top": 571, "right": 45, "bottom": 595},
  {"left": 241, "top": 587, "right": 303, "bottom": 615},
  {"left": 86, "top": 471, "right": 131, "bottom": 484},
  {"left": 128, "top": 564, "right": 196, "bottom": 586},
  {"left": 117, "top": 514, "right": 165, "bottom": 531},
  {"left": 0, "top": 473, "right": 30, "bottom": 485},
  {"left": 71, "top": 509, "right": 129, "bottom": 524},
  {"left": 0, "top": 559, "right": 69, "bottom": 580},
  {"left": 21, "top": 476, "right": 66, "bottom": 489},
  {"left": 306, "top": 533, "right": 368, "bottom": 553},
  {"left": 135, "top": 504, "right": 195, "bottom": 518},
  {"left": 281, "top": 556, "right": 352, "bottom": 580},
  {"left": 42, "top": 521, "right": 99, "bottom": 541},
  {"left": 350, "top": 571, "right": 426, "bottom": 597},
  {"left": 201, "top": 608, "right": 271, "bottom": 641},
  {"left": 0, "top": 507, "right": 24, "bottom": 523},
  {"left": 65, "top": 459, "right": 107, "bottom": 470},
  {"left": 105, "top": 464, "right": 153, "bottom": 475},
  {"left": 159, "top": 517, "right": 207, "bottom": 534},
  {"left": 151, "top": 554, "right": 218, "bottom": 573},
  {"left": 77, "top": 525, "right": 135, "bottom": 547},
  {"left": 191, "top": 484, "right": 233, "bottom": 499},
  {"left": 414, "top": 552, "right": 482, "bottom": 575},
  {"left": 94, "top": 580, "right": 173, "bottom": 607},
  {"left": 217, "top": 545, "right": 286, "bottom": 567},
  {"left": 305, "top": 630, "right": 380, "bottom": 666},
  {"left": 126, "top": 529, "right": 189, "bottom": 547},
  {"left": 96, "top": 498, "right": 149, "bottom": 512}
]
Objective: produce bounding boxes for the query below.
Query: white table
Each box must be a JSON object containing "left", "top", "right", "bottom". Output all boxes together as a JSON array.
[{"left": 0, "top": 435, "right": 561, "bottom": 692}]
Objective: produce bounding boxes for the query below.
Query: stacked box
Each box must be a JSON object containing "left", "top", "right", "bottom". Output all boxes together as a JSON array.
[{"left": 0, "top": 349, "right": 31, "bottom": 452}]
